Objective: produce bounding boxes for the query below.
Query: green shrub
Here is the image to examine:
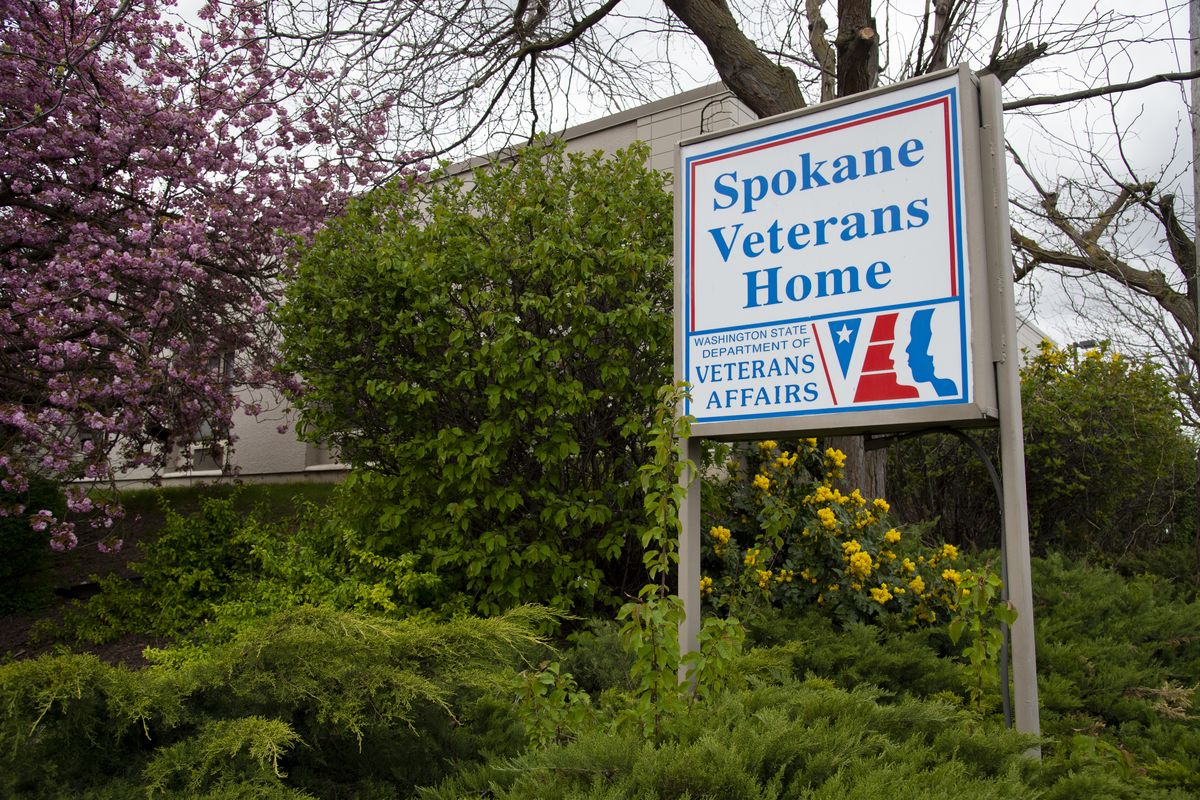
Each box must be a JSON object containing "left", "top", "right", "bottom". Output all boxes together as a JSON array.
[
  {"left": 1031, "top": 554, "right": 1200, "bottom": 780},
  {"left": 888, "top": 342, "right": 1196, "bottom": 557},
  {"left": 0, "top": 476, "right": 65, "bottom": 611},
  {"left": 0, "top": 606, "right": 545, "bottom": 798},
  {"left": 278, "top": 140, "right": 674, "bottom": 616},
  {"left": 63, "top": 490, "right": 445, "bottom": 645},
  {"left": 734, "top": 556, "right": 1200, "bottom": 791},
  {"left": 701, "top": 440, "right": 1001, "bottom": 637},
  {"left": 425, "top": 680, "right": 1059, "bottom": 800}
]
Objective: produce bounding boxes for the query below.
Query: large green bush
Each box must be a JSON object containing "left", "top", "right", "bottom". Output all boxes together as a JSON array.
[
  {"left": 278, "top": 141, "right": 674, "bottom": 615},
  {"left": 888, "top": 342, "right": 1197, "bottom": 556}
]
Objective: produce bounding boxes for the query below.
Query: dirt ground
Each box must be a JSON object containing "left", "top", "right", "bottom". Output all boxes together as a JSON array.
[{"left": 0, "top": 507, "right": 166, "bottom": 667}]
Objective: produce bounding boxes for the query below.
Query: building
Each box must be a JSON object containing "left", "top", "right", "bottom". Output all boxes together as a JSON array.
[{"left": 118, "top": 83, "right": 1051, "bottom": 486}]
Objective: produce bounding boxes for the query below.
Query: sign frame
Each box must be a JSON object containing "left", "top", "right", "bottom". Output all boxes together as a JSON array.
[
  {"left": 674, "top": 64, "right": 997, "bottom": 440},
  {"left": 673, "top": 66, "right": 1042, "bottom": 743}
]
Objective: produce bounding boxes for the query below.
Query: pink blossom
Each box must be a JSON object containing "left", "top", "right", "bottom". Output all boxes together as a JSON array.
[{"left": 0, "top": 0, "right": 422, "bottom": 545}]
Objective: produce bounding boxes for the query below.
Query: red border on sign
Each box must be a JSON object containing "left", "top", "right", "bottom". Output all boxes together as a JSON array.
[{"left": 687, "top": 97, "right": 957, "bottom": 333}]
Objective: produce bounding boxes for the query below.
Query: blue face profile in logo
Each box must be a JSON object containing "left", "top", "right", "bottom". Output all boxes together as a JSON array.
[{"left": 906, "top": 309, "right": 958, "bottom": 397}]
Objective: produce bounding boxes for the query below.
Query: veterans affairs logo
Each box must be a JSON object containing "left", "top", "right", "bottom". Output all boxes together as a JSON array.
[{"left": 820, "top": 305, "right": 963, "bottom": 407}]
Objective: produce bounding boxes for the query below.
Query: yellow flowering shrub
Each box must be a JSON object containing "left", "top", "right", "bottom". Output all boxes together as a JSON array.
[{"left": 701, "top": 439, "right": 991, "bottom": 627}]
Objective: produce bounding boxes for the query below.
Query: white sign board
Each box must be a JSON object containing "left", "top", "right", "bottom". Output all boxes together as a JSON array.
[{"left": 676, "top": 67, "right": 997, "bottom": 438}]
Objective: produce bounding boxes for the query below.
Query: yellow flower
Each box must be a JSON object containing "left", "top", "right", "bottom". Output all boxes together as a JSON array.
[
  {"left": 884, "top": 529, "right": 901, "bottom": 544},
  {"left": 873, "top": 498, "right": 891, "bottom": 513},
  {"left": 818, "top": 507, "right": 838, "bottom": 530},
  {"left": 709, "top": 525, "right": 731, "bottom": 544},
  {"left": 804, "top": 437, "right": 818, "bottom": 449},
  {"left": 759, "top": 439, "right": 778, "bottom": 451},
  {"left": 849, "top": 550, "right": 873, "bottom": 579},
  {"left": 825, "top": 447, "right": 847, "bottom": 468},
  {"left": 870, "top": 584, "right": 894, "bottom": 604},
  {"left": 941, "top": 543, "right": 959, "bottom": 560},
  {"left": 827, "top": 584, "right": 840, "bottom": 592},
  {"left": 756, "top": 569, "right": 773, "bottom": 588},
  {"left": 811, "top": 485, "right": 835, "bottom": 504},
  {"left": 902, "top": 557, "right": 916, "bottom": 573},
  {"left": 850, "top": 582, "right": 862, "bottom": 591},
  {"left": 942, "top": 568, "right": 963, "bottom": 585},
  {"left": 842, "top": 539, "right": 862, "bottom": 555},
  {"left": 777, "top": 569, "right": 794, "bottom": 583},
  {"left": 753, "top": 474, "right": 771, "bottom": 491},
  {"left": 908, "top": 575, "right": 926, "bottom": 595},
  {"left": 699, "top": 576, "right": 714, "bottom": 595},
  {"left": 744, "top": 548, "right": 760, "bottom": 567}
]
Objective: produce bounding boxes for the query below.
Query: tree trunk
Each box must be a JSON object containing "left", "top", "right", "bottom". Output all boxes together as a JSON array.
[
  {"left": 831, "top": 1, "right": 885, "bottom": 497},
  {"left": 827, "top": 434, "right": 886, "bottom": 498},
  {"left": 835, "top": 0, "right": 878, "bottom": 96},
  {"left": 661, "top": 0, "right": 808, "bottom": 118}
]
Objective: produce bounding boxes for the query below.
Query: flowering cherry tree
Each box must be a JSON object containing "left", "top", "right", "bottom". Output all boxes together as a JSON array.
[{"left": 0, "top": 0, "right": 395, "bottom": 549}]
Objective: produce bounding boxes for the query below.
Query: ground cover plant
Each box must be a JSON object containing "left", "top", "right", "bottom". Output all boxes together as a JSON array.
[
  {"left": 4, "top": 437, "right": 1199, "bottom": 797},
  {"left": 0, "top": 606, "right": 547, "bottom": 799},
  {"left": 53, "top": 486, "right": 441, "bottom": 649}
]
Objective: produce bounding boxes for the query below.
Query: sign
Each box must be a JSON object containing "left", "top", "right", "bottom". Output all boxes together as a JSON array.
[
  {"left": 675, "top": 67, "right": 997, "bottom": 438},
  {"left": 675, "top": 69, "right": 1040, "bottom": 742}
]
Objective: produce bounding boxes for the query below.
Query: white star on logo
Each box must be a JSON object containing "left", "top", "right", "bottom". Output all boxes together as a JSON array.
[{"left": 835, "top": 324, "right": 852, "bottom": 344}]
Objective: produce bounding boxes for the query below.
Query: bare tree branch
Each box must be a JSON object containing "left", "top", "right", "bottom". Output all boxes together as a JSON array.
[
  {"left": 1005, "top": 67, "right": 1200, "bottom": 110},
  {"left": 805, "top": 0, "right": 836, "bottom": 103}
]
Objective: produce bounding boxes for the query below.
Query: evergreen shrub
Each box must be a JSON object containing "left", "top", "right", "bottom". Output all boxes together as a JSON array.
[
  {"left": 0, "top": 606, "right": 544, "bottom": 798},
  {"left": 278, "top": 140, "right": 674, "bottom": 616},
  {"left": 425, "top": 681, "right": 1053, "bottom": 800}
]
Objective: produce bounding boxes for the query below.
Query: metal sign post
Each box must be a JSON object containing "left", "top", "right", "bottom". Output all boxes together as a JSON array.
[{"left": 979, "top": 74, "right": 1041, "bottom": 744}]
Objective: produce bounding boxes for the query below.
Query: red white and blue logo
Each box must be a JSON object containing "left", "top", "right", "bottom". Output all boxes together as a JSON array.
[{"left": 822, "top": 305, "right": 963, "bottom": 407}]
